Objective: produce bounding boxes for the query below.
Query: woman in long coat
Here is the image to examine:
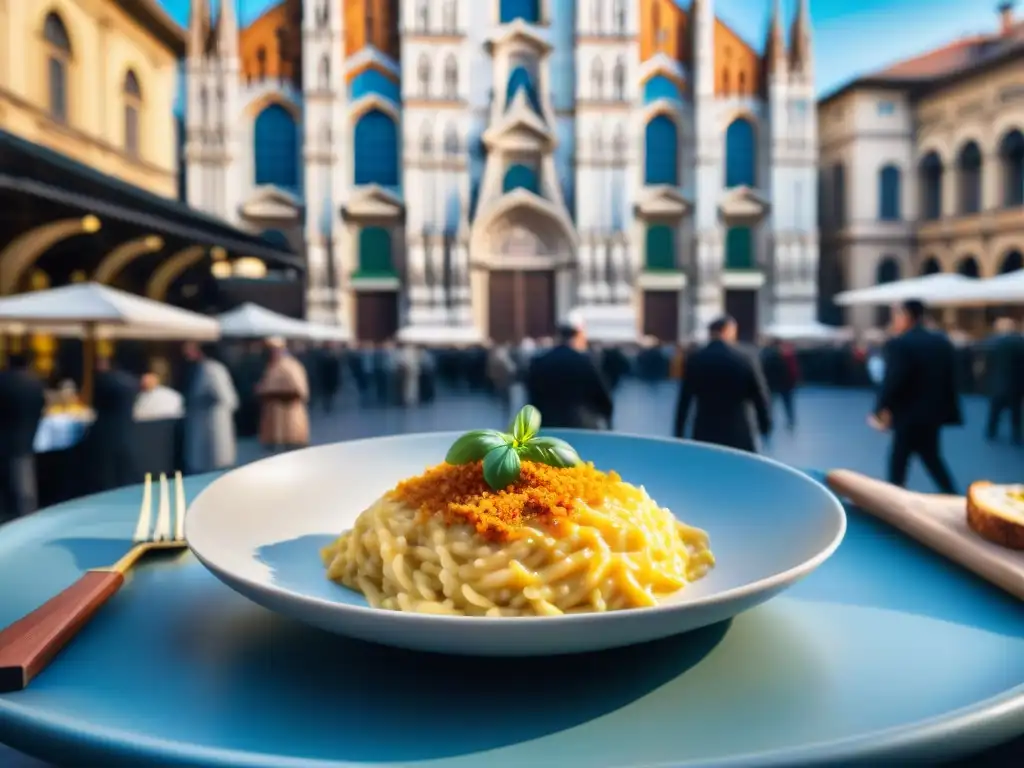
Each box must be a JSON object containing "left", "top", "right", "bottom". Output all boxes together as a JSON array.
[
  {"left": 255, "top": 338, "right": 310, "bottom": 450},
  {"left": 182, "top": 342, "right": 239, "bottom": 474}
]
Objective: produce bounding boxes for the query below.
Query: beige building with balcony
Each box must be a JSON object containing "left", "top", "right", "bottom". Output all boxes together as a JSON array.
[{"left": 817, "top": 5, "right": 1024, "bottom": 328}]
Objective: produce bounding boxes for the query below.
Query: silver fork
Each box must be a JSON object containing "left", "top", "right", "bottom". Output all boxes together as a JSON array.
[{"left": 0, "top": 472, "right": 188, "bottom": 692}]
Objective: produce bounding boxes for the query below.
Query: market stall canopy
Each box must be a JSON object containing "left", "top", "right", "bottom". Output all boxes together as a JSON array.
[
  {"left": 763, "top": 322, "right": 853, "bottom": 342},
  {"left": 217, "top": 302, "right": 333, "bottom": 340},
  {"left": 397, "top": 324, "right": 483, "bottom": 345},
  {"left": 568, "top": 305, "right": 640, "bottom": 343},
  {"left": 0, "top": 282, "right": 219, "bottom": 340},
  {"left": 834, "top": 273, "right": 972, "bottom": 306},
  {"left": 921, "top": 270, "right": 1024, "bottom": 307}
]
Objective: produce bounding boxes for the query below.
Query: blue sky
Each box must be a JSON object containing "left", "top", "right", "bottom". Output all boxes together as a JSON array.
[{"left": 160, "top": 0, "right": 991, "bottom": 96}]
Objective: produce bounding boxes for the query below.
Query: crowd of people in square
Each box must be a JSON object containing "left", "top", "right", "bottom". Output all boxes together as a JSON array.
[{"left": 0, "top": 300, "right": 1022, "bottom": 525}]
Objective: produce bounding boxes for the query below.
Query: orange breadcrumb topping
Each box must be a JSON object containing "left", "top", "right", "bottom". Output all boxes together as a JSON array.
[{"left": 389, "top": 461, "right": 620, "bottom": 542}]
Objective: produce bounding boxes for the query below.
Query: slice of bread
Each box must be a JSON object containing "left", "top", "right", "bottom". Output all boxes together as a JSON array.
[{"left": 966, "top": 481, "right": 1024, "bottom": 550}]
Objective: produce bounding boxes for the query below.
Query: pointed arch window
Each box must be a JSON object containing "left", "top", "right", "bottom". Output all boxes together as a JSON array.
[
  {"left": 364, "top": 4, "right": 375, "bottom": 44},
  {"left": 441, "top": 0, "right": 457, "bottom": 33},
  {"left": 123, "top": 70, "right": 142, "bottom": 157},
  {"left": 612, "top": 58, "right": 625, "bottom": 101},
  {"left": 318, "top": 55, "right": 330, "bottom": 91},
  {"left": 418, "top": 54, "right": 431, "bottom": 97},
  {"left": 613, "top": 0, "right": 626, "bottom": 32},
  {"left": 724, "top": 118, "right": 756, "bottom": 188},
  {"left": 44, "top": 12, "right": 72, "bottom": 123},
  {"left": 644, "top": 114, "right": 678, "bottom": 186},
  {"left": 254, "top": 104, "right": 299, "bottom": 190},
  {"left": 590, "top": 58, "right": 604, "bottom": 100},
  {"left": 612, "top": 127, "right": 625, "bottom": 163},
  {"left": 722, "top": 69, "right": 730, "bottom": 95},
  {"left": 417, "top": 0, "right": 429, "bottom": 32},
  {"left": 591, "top": 127, "right": 603, "bottom": 160},
  {"left": 353, "top": 109, "right": 399, "bottom": 187},
  {"left": 591, "top": 0, "right": 603, "bottom": 34},
  {"left": 443, "top": 55, "right": 458, "bottom": 99},
  {"left": 315, "top": 0, "right": 329, "bottom": 28},
  {"left": 256, "top": 46, "right": 267, "bottom": 80},
  {"left": 918, "top": 151, "right": 943, "bottom": 220},
  {"left": 420, "top": 125, "right": 433, "bottom": 158},
  {"left": 444, "top": 125, "right": 459, "bottom": 156},
  {"left": 275, "top": 27, "right": 289, "bottom": 72}
]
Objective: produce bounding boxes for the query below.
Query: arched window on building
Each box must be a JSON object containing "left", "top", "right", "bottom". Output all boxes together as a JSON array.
[
  {"left": 418, "top": 54, "right": 431, "bottom": 97},
  {"left": 253, "top": 104, "right": 299, "bottom": 190},
  {"left": 918, "top": 151, "right": 943, "bottom": 220},
  {"left": 500, "top": 0, "right": 540, "bottom": 24},
  {"left": 443, "top": 55, "right": 458, "bottom": 99},
  {"left": 724, "top": 117, "right": 756, "bottom": 188},
  {"left": 957, "top": 141, "right": 983, "bottom": 215},
  {"left": 123, "top": 70, "right": 142, "bottom": 157},
  {"left": 353, "top": 109, "right": 399, "bottom": 186},
  {"left": 643, "top": 114, "right": 678, "bottom": 186},
  {"left": 878, "top": 164, "right": 901, "bottom": 220},
  {"left": 256, "top": 46, "right": 267, "bottom": 80},
  {"left": 44, "top": 12, "right": 72, "bottom": 123},
  {"left": 1000, "top": 250, "right": 1023, "bottom": 274},
  {"left": 420, "top": 123, "right": 433, "bottom": 158},
  {"left": 957, "top": 256, "right": 979, "bottom": 278},
  {"left": 645, "top": 225, "right": 675, "bottom": 270},
  {"left": 591, "top": 0, "right": 603, "bottom": 33},
  {"left": 920, "top": 256, "right": 941, "bottom": 275},
  {"left": 1000, "top": 129, "right": 1024, "bottom": 207},
  {"left": 612, "top": 57, "right": 625, "bottom": 101},
  {"left": 416, "top": 0, "right": 429, "bottom": 31},
  {"left": 590, "top": 58, "right": 604, "bottom": 100}
]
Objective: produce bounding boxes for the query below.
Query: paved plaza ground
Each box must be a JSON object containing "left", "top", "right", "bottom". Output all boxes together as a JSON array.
[{"left": 239, "top": 381, "right": 1024, "bottom": 492}]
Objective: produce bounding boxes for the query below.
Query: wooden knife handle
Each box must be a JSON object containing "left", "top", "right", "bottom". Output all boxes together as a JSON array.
[{"left": 0, "top": 570, "right": 123, "bottom": 692}]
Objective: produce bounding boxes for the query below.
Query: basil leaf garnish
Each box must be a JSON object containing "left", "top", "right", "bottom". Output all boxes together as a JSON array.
[
  {"left": 445, "top": 430, "right": 510, "bottom": 465},
  {"left": 510, "top": 404, "right": 541, "bottom": 443},
  {"left": 520, "top": 436, "right": 581, "bottom": 468},
  {"left": 482, "top": 444, "right": 522, "bottom": 490}
]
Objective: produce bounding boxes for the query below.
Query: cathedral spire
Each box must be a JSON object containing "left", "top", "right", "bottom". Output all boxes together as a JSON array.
[
  {"left": 188, "top": 0, "right": 211, "bottom": 58},
  {"left": 789, "top": 0, "right": 812, "bottom": 73},
  {"left": 214, "top": 0, "right": 239, "bottom": 59},
  {"left": 764, "top": 0, "right": 787, "bottom": 76}
]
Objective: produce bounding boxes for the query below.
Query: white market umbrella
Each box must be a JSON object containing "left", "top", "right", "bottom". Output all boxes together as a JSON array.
[
  {"left": 569, "top": 305, "right": 640, "bottom": 343},
  {"left": 763, "top": 322, "right": 853, "bottom": 342},
  {"left": 217, "top": 302, "right": 315, "bottom": 339},
  {"left": 0, "top": 282, "right": 219, "bottom": 404},
  {"left": 924, "top": 270, "right": 1024, "bottom": 307},
  {"left": 834, "top": 273, "right": 972, "bottom": 306},
  {"left": 397, "top": 324, "right": 483, "bottom": 345},
  {"left": 0, "top": 282, "right": 219, "bottom": 340}
]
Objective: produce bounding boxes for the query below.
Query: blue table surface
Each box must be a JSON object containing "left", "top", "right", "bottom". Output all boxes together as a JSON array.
[{"left": 1, "top": 471, "right": 1024, "bottom": 767}]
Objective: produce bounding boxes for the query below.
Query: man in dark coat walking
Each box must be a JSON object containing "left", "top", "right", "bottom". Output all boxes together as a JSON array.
[
  {"left": 0, "top": 353, "right": 45, "bottom": 522},
  {"left": 983, "top": 317, "right": 1024, "bottom": 444},
  {"left": 674, "top": 316, "right": 772, "bottom": 452},
  {"left": 871, "top": 299, "right": 961, "bottom": 493},
  {"left": 526, "top": 318, "right": 613, "bottom": 430}
]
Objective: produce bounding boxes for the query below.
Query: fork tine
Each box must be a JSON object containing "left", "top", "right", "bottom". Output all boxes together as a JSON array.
[
  {"left": 153, "top": 473, "right": 172, "bottom": 541},
  {"left": 173, "top": 471, "right": 186, "bottom": 541},
  {"left": 132, "top": 474, "right": 153, "bottom": 543}
]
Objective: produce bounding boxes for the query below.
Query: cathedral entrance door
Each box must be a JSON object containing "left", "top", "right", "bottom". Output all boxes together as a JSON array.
[{"left": 487, "top": 270, "right": 555, "bottom": 344}]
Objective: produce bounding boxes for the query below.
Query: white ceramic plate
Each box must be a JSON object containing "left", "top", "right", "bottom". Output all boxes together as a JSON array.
[{"left": 186, "top": 430, "right": 846, "bottom": 656}]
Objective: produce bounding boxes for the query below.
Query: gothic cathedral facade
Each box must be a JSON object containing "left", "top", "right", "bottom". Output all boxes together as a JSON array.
[{"left": 184, "top": 0, "right": 818, "bottom": 343}]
